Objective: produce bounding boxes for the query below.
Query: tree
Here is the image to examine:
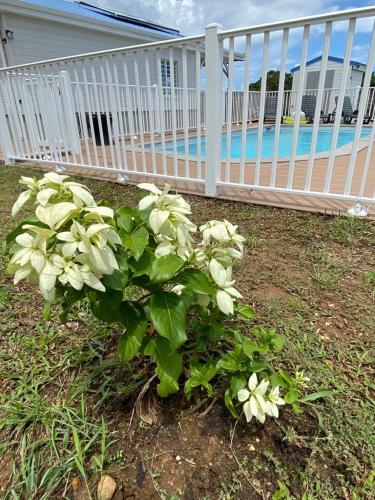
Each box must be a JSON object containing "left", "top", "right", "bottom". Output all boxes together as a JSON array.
[
  {"left": 249, "top": 70, "right": 293, "bottom": 91},
  {"left": 371, "top": 72, "right": 375, "bottom": 87}
]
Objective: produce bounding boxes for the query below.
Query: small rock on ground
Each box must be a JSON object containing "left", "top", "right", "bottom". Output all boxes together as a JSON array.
[{"left": 97, "top": 475, "right": 117, "bottom": 500}]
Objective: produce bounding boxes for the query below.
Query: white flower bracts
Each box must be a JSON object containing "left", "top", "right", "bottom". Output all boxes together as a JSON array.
[
  {"left": 137, "top": 186, "right": 246, "bottom": 316},
  {"left": 10, "top": 176, "right": 246, "bottom": 316},
  {"left": 9, "top": 172, "right": 120, "bottom": 301},
  {"left": 138, "top": 183, "right": 196, "bottom": 260},
  {"left": 237, "top": 373, "right": 285, "bottom": 424}
]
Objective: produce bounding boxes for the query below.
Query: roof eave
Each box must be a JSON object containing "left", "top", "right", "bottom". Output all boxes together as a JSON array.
[{"left": 291, "top": 55, "right": 366, "bottom": 73}]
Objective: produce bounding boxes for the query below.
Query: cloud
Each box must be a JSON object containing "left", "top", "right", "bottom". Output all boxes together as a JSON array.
[
  {"left": 97, "top": 0, "right": 372, "bottom": 36},
  {"left": 94, "top": 0, "right": 374, "bottom": 84}
]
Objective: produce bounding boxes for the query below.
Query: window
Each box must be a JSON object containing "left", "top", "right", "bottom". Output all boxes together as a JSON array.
[
  {"left": 161, "top": 59, "right": 178, "bottom": 88},
  {"left": 306, "top": 69, "right": 334, "bottom": 89}
]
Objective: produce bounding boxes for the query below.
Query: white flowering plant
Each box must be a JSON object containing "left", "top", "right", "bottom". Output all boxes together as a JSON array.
[{"left": 6, "top": 172, "right": 311, "bottom": 422}]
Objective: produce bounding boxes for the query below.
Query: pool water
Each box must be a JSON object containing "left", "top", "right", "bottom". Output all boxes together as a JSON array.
[{"left": 150, "top": 126, "right": 370, "bottom": 160}]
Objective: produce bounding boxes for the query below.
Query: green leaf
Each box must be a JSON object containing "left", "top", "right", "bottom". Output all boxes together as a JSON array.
[
  {"left": 118, "top": 303, "right": 147, "bottom": 362},
  {"left": 195, "top": 334, "right": 208, "bottom": 351},
  {"left": 175, "top": 268, "right": 213, "bottom": 295},
  {"left": 120, "top": 226, "right": 149, "bottom": 261},
  {"left": 89, "top": 290, "right": 123, "bottom": 323},
  {"left": 292, "top": 403, "right": 302, "bottom": 415},
  {"left": 60, "top": 288, "right": 85, "bottom": 322},
  {"left": 128, "top": 248, "right": 155, "bottom": 277},
  {"left": 216, "top": 347, "right": 244, "bottom": 372},
  {"left": 149, "top": 292, "right": 187, "bottom": 350},
  {"left": 252, "top": 326, "right": 285, "bottom": 353},
  {"left": 139, "top": 203, "right": 153, "bottom": 221},
  {"left": 269, "top": 373, "right": 288, "bottom": 388},
  {"left": 242, "top": 339, "right": 265, "bottom": 357},
  {"left": 272, "top": 481, "right": 290, "bottom": 500},
  {"left": 116, "top": 206, "right": 142, "bottom": 221},
  {"left": 242, "top": 339, "right": 264, "bottom": 358},
  {"left": 179, "top": 287, "right": 195, "bottom": 308},
  {"left": 203, "top": 360, "right": 217, "bottom": 379},
  {"left": 278, "top": 369, "right": 295, "bottom": 387},
  {"left": 150, "top": 255, "right": 184, "bottom": 283},
  {"left": 114, "top": 251, "right": 128, "bottom": 272},
  {"left": 236, "top": 305, "right": 256, "bottom": 319},
  {"left": 311, "top": 407, "right": 324, "bottom": 429},
  {"left": 207, "top": 323, "right": 229, "bottom": 341},
  {"left": 117, "top": 215, "right": 134, "bottom": 233},
  {"left": 271, "top": 334, "right": 285, "bottom": 352},
  {"left": 233, "top": 330, "right": 268, "bottom": 357},
  {"left": 184, "top": 359, "right": 217, "bottom": 396},
  {"left": 248, "top": 360, "right": 270, "bottom": 372},
  {"left": 284, "top": 388, "right": 299, "bottom": 404},
  {"left": 144, "top": 336, "right": 182, "bottom": 397},
  {"left": 43, "top": 301, "right": 52, "bottom": 321},
  {"left": 116, "top": 206, "right": 142, "bottom": 233},
  {"left": 298, "top": 390, "right": 337, "bottom": 403},
  {"left": 102, "top": 269, "right": 128, "bottom": 291},
  {"left": 184, "top": 376, "right": 212, "bottom": 396},
  {"left": 224, "top": 388, "right": 239, "bottom": 418},
  {"left": 230, "top": 374, "right": 247, "bottom": 394}
]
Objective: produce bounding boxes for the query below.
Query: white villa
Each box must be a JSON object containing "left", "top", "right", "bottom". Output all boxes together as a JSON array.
[
  {"left": 290, "top": 56, "right": 366, "bottom": 114},
  {"left": 291, "top": 55, "right": 366, "bottom": 91},
  {"left": 0, "top": 0, "right": 208, "bottom": 145},
  {"left": 0, "top": 0, "right": 200, "bottom": 88}
]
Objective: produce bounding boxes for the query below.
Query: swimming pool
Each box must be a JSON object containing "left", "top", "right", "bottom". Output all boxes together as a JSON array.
[{"left": 150, "top": 126, "right": 371, "bottom": 160}]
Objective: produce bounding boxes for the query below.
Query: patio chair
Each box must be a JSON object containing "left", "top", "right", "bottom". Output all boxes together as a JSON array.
[
  {"left": 334, "top": 96, "right": 371, "bottom": 124},
  {"left": 301, "top": 95, "right": 330, "bottom": 124},
  {"left": 264, "top": 96, "right": 279, "bottom": 122}
]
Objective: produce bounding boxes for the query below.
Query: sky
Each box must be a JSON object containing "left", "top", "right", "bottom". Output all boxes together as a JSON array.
[{"left": 95, "top": 0, "right": 375, "bottom": 86}]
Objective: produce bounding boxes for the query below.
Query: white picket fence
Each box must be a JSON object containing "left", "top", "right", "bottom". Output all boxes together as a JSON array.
[{"left": 1, "top": 6, "right": 375, "bottom": 207}]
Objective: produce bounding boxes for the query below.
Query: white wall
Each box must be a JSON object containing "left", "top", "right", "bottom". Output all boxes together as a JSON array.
[
  {"left": 350, "top": 68, "right": 364, "bottom": 87},
  {"left": 292, "top": 60, "right": 365, "bottom": 91},
  {"left": 2, "top": 13, "right": 198, "bottom": 87},
  {"left": 3, "top": 13, "right": 144, "bottom": 65}
]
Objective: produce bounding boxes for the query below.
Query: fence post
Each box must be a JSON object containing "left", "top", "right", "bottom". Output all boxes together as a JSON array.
[
  {"left": 0, "top": 95, "right": 15, "bottom": 165},
  {"left": 204, "top": 23, "right": 223, "bottom": 197}
]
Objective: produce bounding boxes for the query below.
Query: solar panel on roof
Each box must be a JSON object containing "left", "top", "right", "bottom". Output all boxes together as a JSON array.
[
  {"left": 76, "top": 1, "right": 181, "bottom": 35},
  {"left": 15, "top": 0, "right": 181, "bottom": 38}
]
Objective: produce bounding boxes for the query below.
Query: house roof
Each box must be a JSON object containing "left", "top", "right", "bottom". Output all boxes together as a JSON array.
[
  {"left": 290, "top": 55, "right": 366, "bottom": 73},
  {"left": 10, "top": 0, "right": 181, "bottom": 38}
]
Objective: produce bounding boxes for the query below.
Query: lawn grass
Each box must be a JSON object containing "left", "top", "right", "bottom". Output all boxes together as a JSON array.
[{"left": 1, "top": 164, "right": 374, "bottom": 499}]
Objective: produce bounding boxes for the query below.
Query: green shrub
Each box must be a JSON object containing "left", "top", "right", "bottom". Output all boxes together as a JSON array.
[{"left": 6, "top": 172, "right": 310, "bottom": 423}]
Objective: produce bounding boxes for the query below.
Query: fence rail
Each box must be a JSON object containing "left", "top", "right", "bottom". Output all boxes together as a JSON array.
[
  {"left": 2, "top": 79, "right": 374, "bottom": 135},
  {"left": 1, "top": 6, "right": 375, "bottom": 208}
]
